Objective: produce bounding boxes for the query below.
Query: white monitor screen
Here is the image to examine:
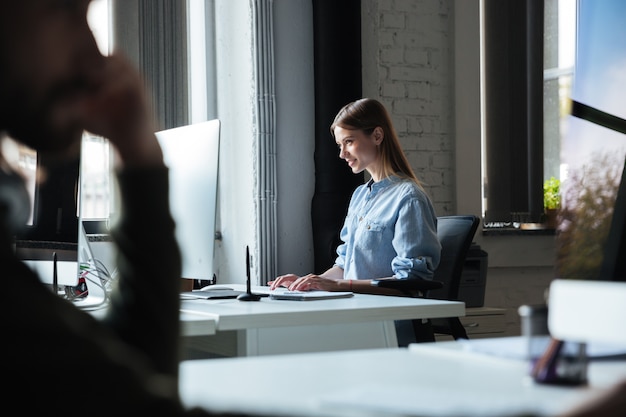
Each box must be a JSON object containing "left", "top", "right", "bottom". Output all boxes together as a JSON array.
[{"left": 155, "top": 120, "right": 220, "bottom": 281}]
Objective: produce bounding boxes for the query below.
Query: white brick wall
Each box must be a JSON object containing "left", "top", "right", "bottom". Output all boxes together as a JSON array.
[
  {"left": 363, "top": 0, "right": 454, "bottom": 216},
  {"left": 485, "top": 267, "right": 555, "bottom": 336}
]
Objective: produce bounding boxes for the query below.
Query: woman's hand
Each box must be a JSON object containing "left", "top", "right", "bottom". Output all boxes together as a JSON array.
[
  {"left": 269, "top": 273, "right": 344, "bottom": 292},
  {"left": 268, "top": 274, "right": 300, "bottom": 290}
]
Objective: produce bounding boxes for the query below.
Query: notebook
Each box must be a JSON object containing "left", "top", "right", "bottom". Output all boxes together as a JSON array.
[{"left": 268, "top": 290, "right": 353, "bottom": 301}]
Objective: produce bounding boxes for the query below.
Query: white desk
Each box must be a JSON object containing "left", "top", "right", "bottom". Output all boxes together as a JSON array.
[
  {"left": 88, "top": 304, "right": 217, "bottom": 337},
  {"left": 180, "top": 285, "right": 464, "bottom": 358},
  {"left": 178, "top": 312, "right": 217, "bottom": 337},
  {"left": 179, "top": 338, "right": 626, "bottom": 417}
]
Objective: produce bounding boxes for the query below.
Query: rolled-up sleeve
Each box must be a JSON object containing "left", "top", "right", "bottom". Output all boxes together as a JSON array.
[{"left": 391, "top": 195, "right": 440, "bottom": 279}]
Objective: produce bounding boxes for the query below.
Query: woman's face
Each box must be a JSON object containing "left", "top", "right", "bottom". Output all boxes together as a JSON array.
[{"left": 334, "top": 125, "right": 382, "bottom": 181}]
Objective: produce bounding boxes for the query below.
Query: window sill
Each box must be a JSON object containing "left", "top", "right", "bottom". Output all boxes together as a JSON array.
[{"left": 482, "top": 226, "right": 556, "bottom": 237}]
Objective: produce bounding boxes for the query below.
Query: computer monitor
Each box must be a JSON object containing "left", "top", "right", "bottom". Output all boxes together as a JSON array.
[
  {"left": 155, "top": 120, "right": 220, "bottom": 281},
  {"left": 11, "top": 145, "right": 80, "bottom": 287},
  {"left": 599, "top": 153, "right": 626, "bottom": 282},
  {"left": 555, "top": 0, "right": 626, "bottom": 282}
]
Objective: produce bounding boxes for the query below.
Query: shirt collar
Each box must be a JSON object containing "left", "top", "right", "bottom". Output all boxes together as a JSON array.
[{"left": 368, "top": 175, "right": 398, "bottom": 193}]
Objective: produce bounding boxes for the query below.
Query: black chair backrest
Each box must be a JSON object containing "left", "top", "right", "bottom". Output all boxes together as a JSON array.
[{"left": 428, "top": 215, "right": 479, "bottom": 301}]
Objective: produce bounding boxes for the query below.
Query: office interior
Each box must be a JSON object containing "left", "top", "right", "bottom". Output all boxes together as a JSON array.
[
  {"left": 11, "top": 1, "right": 625, "bottom": 414},
  {"left": 65, "top": 0, "right": 613, "bottom": 339}
]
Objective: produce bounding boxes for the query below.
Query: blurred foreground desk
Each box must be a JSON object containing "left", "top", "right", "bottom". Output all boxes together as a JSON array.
[
  {"left": 180, "top": 284, "right": 464, "bottom": 358},
  {"left": 180, "top": 337, "right": 626, "bottom": 417}
]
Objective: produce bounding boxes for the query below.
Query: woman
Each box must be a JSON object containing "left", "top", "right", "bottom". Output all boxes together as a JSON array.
[{"left": 269, "top": 98, "right": 441, "bottom": 296}]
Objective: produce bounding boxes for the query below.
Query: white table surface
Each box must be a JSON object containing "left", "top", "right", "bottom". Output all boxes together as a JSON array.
[
  {"left": 180, "top": 284, "right": 465, "bottom": 330},
  {"left": 179, "top": 312, "right": 217, "bottom": 336},
  {"left": 179, "top": 285, "right": 465, "bottom": 357},
  {"left": 89, "top": 284, "right": 463, "bottom": 356},
  {"left": 179, "top": 337, "right": 626, "bottom": 417}
]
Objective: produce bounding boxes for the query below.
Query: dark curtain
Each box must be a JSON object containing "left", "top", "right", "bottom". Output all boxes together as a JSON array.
[
  {"left": 483, "top": 0, "right": 544, "bottom": 224},
  {"left": 112, "top": 0, "right": 188, "bottom": 130},
  {"left": 311, "top": 0, "right": 364, "bottom": 272}
]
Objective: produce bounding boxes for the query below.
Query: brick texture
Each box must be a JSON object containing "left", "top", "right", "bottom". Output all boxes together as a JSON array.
[{"left": 365, "top": 0, "right": 454, "bottom": 217}]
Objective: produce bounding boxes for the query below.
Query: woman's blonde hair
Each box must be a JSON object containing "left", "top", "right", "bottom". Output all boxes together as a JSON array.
[{"left": 330, "top": 98, "right": 423, "bottom": 188}]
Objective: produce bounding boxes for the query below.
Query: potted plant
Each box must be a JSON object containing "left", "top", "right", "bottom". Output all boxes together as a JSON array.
[{"left": 543, "top": 176, "right": 560, "bottom": 228}]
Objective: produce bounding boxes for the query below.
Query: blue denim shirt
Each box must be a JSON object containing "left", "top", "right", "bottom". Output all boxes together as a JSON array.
[{"left": 334, "top": 175, "right": 441, "bottom": 280}]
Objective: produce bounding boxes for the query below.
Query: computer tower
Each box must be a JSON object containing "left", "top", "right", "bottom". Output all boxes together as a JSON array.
[{"left": 458, "top": 244, "right": 488, "bottom": 307}]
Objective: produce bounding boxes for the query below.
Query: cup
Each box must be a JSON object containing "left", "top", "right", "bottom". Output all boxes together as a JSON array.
[
  {"left": 518, "top": 304, "right": 588, "bottom": 386},
  {"left": 518, "top": 304, "right": 550, "bottom": 364}
]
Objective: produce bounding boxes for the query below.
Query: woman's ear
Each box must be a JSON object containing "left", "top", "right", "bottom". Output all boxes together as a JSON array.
[{"left": 373, "top": 127, "right": 384, "bottom": 145}]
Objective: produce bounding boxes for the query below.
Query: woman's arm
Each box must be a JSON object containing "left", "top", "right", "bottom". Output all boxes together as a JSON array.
[{"left": 390, "top": 194, "right": 440, "bottom": 280}]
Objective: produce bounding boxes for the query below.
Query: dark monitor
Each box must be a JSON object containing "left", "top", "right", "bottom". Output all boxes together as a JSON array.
[
  {"left": 599, "top": 156, "right": 626, "bottom": 282},
  {"left": 13, "top": 149, "right": 80, "bottom": 287},
  {"left": 15, "top": 151, "right": 80, "bottom": 243}
]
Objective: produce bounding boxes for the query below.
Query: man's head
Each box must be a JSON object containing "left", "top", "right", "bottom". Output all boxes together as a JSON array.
[{"left": 0, "top": 0, "right": 104, "bottom": 155}]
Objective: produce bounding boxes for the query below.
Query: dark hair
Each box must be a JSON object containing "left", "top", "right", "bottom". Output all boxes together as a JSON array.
[{"left": 330, "top": 98, "right": 422, "bottom": 187}]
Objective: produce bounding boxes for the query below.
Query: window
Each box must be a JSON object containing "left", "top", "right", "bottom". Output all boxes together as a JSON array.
[
  {"left": 481, "top": 0, "right": 577, "bottom": 228},
  {"left": 543, "top": 0, "right": 576, "bottom": 189},
  {"left": 81, "top": 0, "right": 209, "bottom": 222},
  {"left": 80, "top": 0, "right": 113, "bottom": 221}
]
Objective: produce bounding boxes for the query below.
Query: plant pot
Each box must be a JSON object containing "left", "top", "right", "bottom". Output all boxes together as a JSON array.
[{"left": 544, "top": 208, "right": 558, "bottom": 229}]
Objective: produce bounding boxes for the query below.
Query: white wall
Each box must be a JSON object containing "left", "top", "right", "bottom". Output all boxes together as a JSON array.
[
  {"left": 213, "top": 0, "right": 315, "bottom": 285},
  {"left": 212, "top": 0, "right": 256, "bottom": 285},
  {"left": 273, "top": 0, "right": 315, "bottom": 277}
]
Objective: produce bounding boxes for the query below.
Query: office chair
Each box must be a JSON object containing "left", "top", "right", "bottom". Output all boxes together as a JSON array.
[{"left": 372, "top": 215, "right": 480, "bottom": 343}]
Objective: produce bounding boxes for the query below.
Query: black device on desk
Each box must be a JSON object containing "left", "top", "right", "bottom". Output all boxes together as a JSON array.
[
  {"left": 238, "top": 246, "right": 262, "bottom": 301},
  {"left": 179, "top": 247, "right": 268, "bottom": 300}
]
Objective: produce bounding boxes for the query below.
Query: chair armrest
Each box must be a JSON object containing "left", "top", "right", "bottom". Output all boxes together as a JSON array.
[{"left": 371, "top": 278, "right": 443, "bottom": 295}]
